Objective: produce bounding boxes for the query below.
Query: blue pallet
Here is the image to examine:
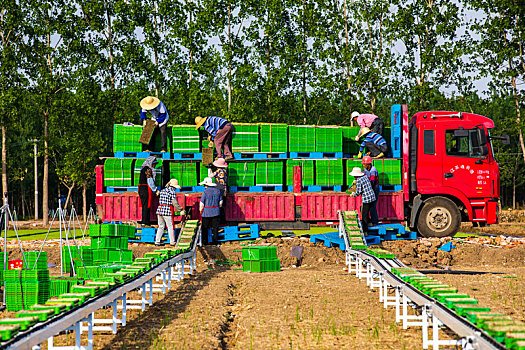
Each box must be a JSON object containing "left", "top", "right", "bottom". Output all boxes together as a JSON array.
[
  {"left": 289, "top": 151, "right": 343, "bottom": 159},
  {"left": 172, "top": 153, "right": 202, "bottom": 160},
  {"left": 106, "top": 186, "right": 138, "bottom": 193},
  {"left": 114, "top": 151, "right": 171, "bottom": 160},
  {"left": 177, "top": 186, "right": 205, "bottom": 193},
  {"left": 379, "top": 185, "right": 402, "bottom": 192},
  {"left": 129, "top": 227, "right": 181, "bottom": 243},
  {"left": 206, "top": 224, "right": 259, "bottom": 243},
  {"left": 232, "top": 152, "right": 288, "bottom": 160},
  {"left": 310, "top": 231, "right": 346, "bottom": 250},
  {"left": 365, "top": 235, "right": 381, "bottom": 245},
  {"left": 229, "top": 185, "right": 284, "bottom": 193},
  {"left": 286, "top": 185, "right": 341, "bottom": 192},
  {"left": 367, "top": 224, "right": 417, "bottom": 241}
]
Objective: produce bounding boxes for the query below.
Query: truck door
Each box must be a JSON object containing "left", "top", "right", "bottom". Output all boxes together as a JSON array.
[{"left": 442, "top": 127, "right": 491, "bottom": 198}]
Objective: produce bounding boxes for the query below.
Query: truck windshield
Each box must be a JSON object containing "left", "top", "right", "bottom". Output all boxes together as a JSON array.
[{"left": 445, "top": 129, "right": 484, "bottom": 158}]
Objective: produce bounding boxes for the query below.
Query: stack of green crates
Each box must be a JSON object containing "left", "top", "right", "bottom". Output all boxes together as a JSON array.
[
  {"left": 255, "top": 162, "right": 283, "bottom": 186},
  {"left": 104, "top": 158, "right": 135, "bottom": 187},
  {"left": 113, "top": 124, "right": 143, "bottom": 153},
  {"left": 232, "top": 124, "right": 259, "bottom": 153},
  {"left": 289, "top": 125, "right": 316, "bottom": 152},
  {"left": 172, "top": 125, "right": 200, "bottom": 153},
  {"left": 0, "top": 252, "right": 7, "bottom": 284},
  {"left": 342, "top": 126, "right": 361, "bottom": 155},
  {"left": 23, "top": 251, "right": 47, "bottom": 270},
  {"left": 315, "top": 126, "right": 343, "bottom": 153},
  {"left": 62, "top": 246, "right": 80, "bottom": 273},
  {"left": 346, "top": 159, "right": 364, "bottom": 185},
  {"left": 89, "top": 224, "right": 134, "bottom": 265},
  {"left": 5, "top": 269, "right": 50, "bottom": 311},
  {"left": 199, "top": 163, "right": 209, "bottom": 182},
  {"left": 373, "top": 159, "right": 402, "bottom": 186},
  {"left": 169, "top": 162, "right": 198, "bottom": 187},
  {"left": 134, "top": 160, "right": 163, "bottom": 187},
  {"left": 315, "top": 159, "right": 344, "bottom": 186},
  {"left": 286, "top": 159, "right": 315, "bottom": 186},
  {"left": 228, "top": 162, "right": 256, "bottom": 186},
  {"left": 242, "top": 246, "right": 280, "bottom": 273},
  {"left": 259, "top": 124, "right": 288, "bottom": 153}
]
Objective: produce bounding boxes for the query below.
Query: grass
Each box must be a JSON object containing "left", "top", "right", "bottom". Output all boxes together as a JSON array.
[{"left": 3, "top": 229, "right": 70, "bottom": 241}]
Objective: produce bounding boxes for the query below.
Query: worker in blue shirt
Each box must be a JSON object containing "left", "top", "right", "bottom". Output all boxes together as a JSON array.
[
  {"left": 356, "top": 127, "right": 388, "bottom": 159},
  {"left": 195, "top": 116, "right": 233, "bottom": 161},
  {"left": 140, "top": 96, "right": 169, "bottom": 152},
  {"left": 199, "top": 177, "right": 223, "bottom": 244},
  {"left": 349, "top": 167, "right": 376, "bottom": 233}
]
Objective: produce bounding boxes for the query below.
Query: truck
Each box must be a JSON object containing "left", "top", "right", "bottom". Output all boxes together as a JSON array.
[{"left": 98, "top": 104, "right": 508, "bottom": 238}]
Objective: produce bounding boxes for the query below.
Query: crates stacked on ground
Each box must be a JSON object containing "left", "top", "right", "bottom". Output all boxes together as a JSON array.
[
  {"left": 315, "top": 126, "right": 343, "bottom": 153},
  {"left": 104, "top": 158, "right": 135, "bottom": 187},
  {"left": 89, "top": 224, "right": 134, "bottom": 265},
  {"left": 171, "top": 125, "right": 200, "bottom": 153},
  {"left": 232, "top": 123, "right": 259, "bottom": 153},
  {"left": 169, "top": 162, "right": 198, "bottom": 187},
  {"left": 228, "top": 162, "right": 256, "bottom": 186},
  {"left": 288, "top": 125, "right": 316, "bottom": 152},
  {"left": 342, "top": 126, "right": 361, "bottom": 155},
  {"left": 134, "top": 159, "right": 163, "bottom": 188},
  {"left": 5, "top": 268, "right": 50, "bottom": 311},
  {"left": 286, "top": 159, "right": 315, "bottom": 186},
  {"left": 0, "top": 252, "right": 7, "bottom": 284},
  {"left": 113, "top": 124, "right": 143, "bottom": 153},
  {"left": 259, "top": 123, "right": 288, "bottom": 153},
  {"left": 373, "top": 159, "right": 402, "bottom": 186},
  {"left": 255, "top": 161, "right": 284, "bottom": 186},
  {"left": 315, "top": 159, "right": 344, "bottom": 186},
  {"left": 242, "top": 246, "right": 280, "bottom": 272}
]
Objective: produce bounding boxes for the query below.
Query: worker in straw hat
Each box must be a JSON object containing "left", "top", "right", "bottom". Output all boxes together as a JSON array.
[
  {"left": 362, "top": 156, "right": 379, "bottom": 226},
  {"left": 195, "top": 115, "right": 234, "bottom": 161},
  {"left": 349, "top": 167, "right": 376, "bottom": 233},
  {"left": 351, "top": 111, "right": 384, "bottom": 139},
  {"left": 199, "top": 177, "right": 223, "bottom": 244},
  {"left": 356, "top": 127, "right": 388, "bottom": 159},
  {"left": 155, "top": 179, "right": 186, "bottom": 246},
  {"left": 140, "top": 96, "right": 169, "bottom": 152}
]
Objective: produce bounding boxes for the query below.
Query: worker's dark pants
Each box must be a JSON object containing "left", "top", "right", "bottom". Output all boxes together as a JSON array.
[
  {"left": 202, "top": 216, "right": 220, "bottom": 244},
  {"left": 214, "top": 123, "right": 233, "bottom": 158},
  {"left": 369, "top": 188, "right": 380, "bottom": 225},
  {"left": 361, "top": 202, "right": 372, "bottom": 233},
  {"left": 365, "top": 142, "right": 388, "bottom": 157},
  {"left": 139, "top": 193, "right": 151, "bottom": 225},
  {"left": 143, "top": 123, "right": 168, "bottom": 152},
  {"left": 370, "top": 118, "right": 384, "bottom": 136},
  {"left": 217, "top": 185, "right": 227, "bottom": 225}
]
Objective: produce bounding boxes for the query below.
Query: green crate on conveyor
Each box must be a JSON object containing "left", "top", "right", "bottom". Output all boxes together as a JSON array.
[
  {"left": 113, "top": 124, "right": 143, "bottom": 153},
  {"left": 134, "top": 160, "right": 163, "bottom": 187},
  {"left": 104, "top": 272, "right": 130, "bottom": 283},
  {"left": 30, "top": 303, "right": 66, "bottom": 315},
  {"left": 104, "top": 158, "right": 135, "bottom": 187},
  {"left": 50, "top": 279, "right": 69, "bottom": 297},
  {"left": 506, "top": 333, "right": 525, "bottom": 349},
  {"left": 228, "top": 162, "right": 256, "bottom": 186},
  {"left": 286, "top": 159, "right": 315, "bottom": 186},
  {"left": 366, "top": 248, "right": 395, "bottom": 259},
  {"left": 85, "top": 281, "right": 111, "bottom": 292},
  {"left": 315, "top": 126, "right": 342, "bottom": 153},
  {"left": 16, "top": 309, "right": 54, "bottom": 322},
  {"left": 59, "top": 293, "right": 90, "bottom": 304},
  {"left": 259, "top": 123, "right": 288, "bottom": 153},
  {"left": 315, "top": 159, "right": 343, "bottom": 186},
  {"left": 373, "top": 159, "right": 402, "bottom": 186},
  {"left": 466, "top": 311, "right": 508, "bottom": 324},
  {"left": 444, "top": 297, "right": 479, "bottom": 308},
  {"left": 242, "top": 247, "right": 277, "bottom": 261},
  {"left": 45, "top": 300, "right": 73, "bottom": 311},
  {"left": 486, "top": 325, "right": 525, "bottom": 343},
  {"left": 351, "top": 244, "right": 367, "bottom": 250},
  {"left": 169, "top": 162, "right": 198, "bottom": 187},
  {"left": 434, "top": 293, "right": 470, "bottom": 303},
  {"left": 453, "top": 304, "right": 491, "bottom": 317},
  {"left": 172, "top": 125, "right": 200, "bottom": 153},
  {"left": 342, "top": 126, "right": 361, "bottom": 155},
  {"left": 232, "top": 123, "right": 259, "bottom": 153},
  {"left": 0, "top": 324, "right": 20, "bottom": 341},
  {"left": 76, "top": 266, "right": 102, "bottom": 279},
  {"left": 49, "top": 297, "right": 81, "bottom": 308},
  {"left": 255, "top": 161, "right": 284, "bottom": 186},
  {"left": 70, "top": 285, "right": 101, "bottom": 297},
  {"left": 0, "top": 317, "right": 38, "bottom": 331},
  {"left": 288, "top": 125, "right": 316, "bottom": 152}
]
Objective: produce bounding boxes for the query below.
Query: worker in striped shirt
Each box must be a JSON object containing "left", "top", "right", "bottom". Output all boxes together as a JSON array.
[
  {"left": 349, "top": 167, "right": 376, "bottom": 233},
  {"left": 357, "top": 127, "right": 388, "bottom": 159},
  {"left": 195, "top": 116, "right": 234, "bottom": 161}
]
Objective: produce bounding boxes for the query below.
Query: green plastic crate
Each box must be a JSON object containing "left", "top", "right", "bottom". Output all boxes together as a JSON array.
[
  {"left": 342, "top": 126, "right": 361, "bottom": 155},
  {"left": 255, "top": 161, "right": 284, "bottom": 186},
  {"left": 169, "top": 162, "right": 198, "bottom": 187},
  {"left": 228, "top": 162, "right": 256, "bottom": 186},
  {"left": 315, "top": 159, "right": 344, "bottom": 186},
  {"left": 242, "top": 247, "right": 277, "bottom": 261},
  {"left": 289, "top": 125, "right": 316, "bottom": 152},
  {"left": 104, "top": 158, "right": 135, "bottom": 187},
  {"left": 15, "top": 309, "right": 54, "bottom": 322},
  {"left": 133, "top": 160, "right": 163, "bottom": 187},
  {"left": 0, "top": 317, "right": 37, "bottom": 331},
  {"left": 232, "top": 124, "right": 259, "bottom": 153},
  {"left": 373, "top": 159, "right": 402, "bottom": 186},
  {"left": 286, "top": 159, "right": 315, "bottom": 186},
  {"left": 113, "top": 124, "right": 143, "bottom": 153},
  {"left": 171, "top": 125, "right": 200, "bottom": 153},
  {"left": 0, "top": 324, "right": 20, "bottom": 340},
  {"left": 259, "top": 123, "right": 287, "bottom": 153},
  {"left": 315, "top": 126, "right": 343, "bottom": 152}
]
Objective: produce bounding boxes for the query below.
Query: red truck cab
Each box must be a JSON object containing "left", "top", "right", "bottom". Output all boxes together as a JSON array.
[{"left": 398, "top": 105, "right": 502, "bottom": 237}]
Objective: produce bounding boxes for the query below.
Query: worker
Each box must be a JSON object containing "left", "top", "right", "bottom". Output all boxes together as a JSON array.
[
  {"left": 199, "top": 177, "right": 223, "bottom": 244},
  {"left": 208, "top": 157, "right": 229, "bottom": 224},
  {"left": 138, "top": 157, "right": 160, "bottom": 226},
  {"left": 351, "top": 111, "right": 384, "bottom": 138},
  {"left": 155, "top": 179, "right": 186, "bottom": 246},
  {"left": 362, "top": 156, "right": 379, "bottom": 226},
  {"left": 349, "top": 167, "right": 376, "bottom": 233},
  {"left": 195, "top": 116, "right": 234, "bottom": 161},
  {"left": 357, "top": 127, "right": 388, "bottom": 159},
  {"left": 140, "top": 96, "right": 169, "bottom": 152}
]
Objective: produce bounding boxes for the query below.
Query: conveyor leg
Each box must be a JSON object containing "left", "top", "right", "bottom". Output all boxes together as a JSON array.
[
  {"left": 149, "top": 278, "right": 154, "bottom": 305},
  {"left": 122, "top": 293, "right": 127, "bottom": 326},
  {"left": 142, "top": 282, "right": 147, "bottom": 311},
  {"left": 422, "top": 305, "right": 429, "bottom": 349},
  {"left": 395, "top": 287, "right": 401, "bottom": 323}
]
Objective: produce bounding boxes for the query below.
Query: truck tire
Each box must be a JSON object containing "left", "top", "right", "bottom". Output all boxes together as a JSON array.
[{"left": 417, "top": 197, "right": 461, "bottom": 238}]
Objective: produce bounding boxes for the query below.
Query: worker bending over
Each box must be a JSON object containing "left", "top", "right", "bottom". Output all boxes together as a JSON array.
[
  {"left": 195, "top": 116, "right": 234, "bottom": 161},
  {"left": 351, "top": 111, "right": 384, "bottom": 137},
  {"left": 362, "top": 156, "right": 379, "bottom": 226},
  {"left": 357, "top": 127, "right": 388, "bottom": 159},
  {"left": 140, "top": 96, "right": 169, "bottom": 152},
  {"left": 349, "top": 167, "right": 376, "bottom": 233},
  {"left": 199, "top": 177, "right": 223, "bottom": 244},
  {"left": 155, "top": 179, "right": 185, "bottom": 246}
]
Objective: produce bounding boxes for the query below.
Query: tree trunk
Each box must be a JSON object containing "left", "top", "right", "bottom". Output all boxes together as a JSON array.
[
  {"left": 64, "top": 182, "right": 75, "bottom": 210},
  {"left": 43, "top": 113, "right": 49, "bottom": 225},
  {"left": 227, "top": 3, "right": 232, "bottom": 112},
  {"left": 1, "top": 126, "right": 6, "bottom": 204},
  {"left": 82, "top": 183, "right": 87, "bottom": 223}
]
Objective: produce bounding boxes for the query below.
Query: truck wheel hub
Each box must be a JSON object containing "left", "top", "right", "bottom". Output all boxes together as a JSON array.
[{"left": 427, "top": 207, "right": 450, "bottom": 231}]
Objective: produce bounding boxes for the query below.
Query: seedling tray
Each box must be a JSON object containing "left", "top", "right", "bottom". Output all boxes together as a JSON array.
[
  {"left": 59, "top": 293, "right": 89, "bottom": 304},
  {"left": 29, "top": 304, "right": 66, "bottom": 315},
  {"left": 0, "top": 324, "right": 20, "bottom": 341},
  {"left": 444, "top": 298, "right": 478, "bottom": 308},
  {"left": 53, "top": 297, "right": 81, "bottom": 306},
  {"left": 453, "top": 304, "right": 490, "bottom": 316},
  {"left": 0, "top": 317, "right": 38, "bottom": 331},
  {"left": 15, "top": 309, "right": 54, "bottom": 322}
]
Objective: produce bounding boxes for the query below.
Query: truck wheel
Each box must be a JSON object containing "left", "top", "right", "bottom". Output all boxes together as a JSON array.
[{"left": 417, "top": 197, "right": 461, "bottom": 238}]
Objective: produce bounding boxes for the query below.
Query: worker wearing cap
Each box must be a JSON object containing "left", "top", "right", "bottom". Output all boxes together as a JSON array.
[
  {"left": 362, "top": 156, "right": 379, "bottom": 226},
  {"left": 195, "top": 116, "right": 234, "bottom": 161},
  {"left": 140, "top": 96, "right": 169, "bottom": 152},
  {"left": 351, "top": 111, "right": 384, "bottom": 139},
  {"left": 155, "top": 179, "right": 186, "bottom": 246},
  {"left": 349, "top": 167, "right": 376, "bottom": 233},
  {"left": 138, "top": 156, "right": 160, "bottom": 226},
  {"left": 199, "top": 177, "right": 223, "bottom": 244},
  {"left": 357, "top": 127, "right": 388, "bottom": 159}
]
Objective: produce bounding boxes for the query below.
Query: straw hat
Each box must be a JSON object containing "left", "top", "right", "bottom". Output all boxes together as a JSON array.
[
  {"left": 199, "top": 177, "right": 217, "bottom": 186},
  {"left": 195, "top": 116, "right": 207, "bottom": 129},
  {"left": 140, "top": 96, "right": 160, "bottom": 110},
  {"left": 351, "top": 111, "right": 360, "bottom": 120},
  {"left": 349, "top": 167, "right": 365, "bottom": 177},
  {"left": 355, "top": 126, "right": 371, "bottom": 141},
  {"left": 361, "top": 155, "right": 372, "bottom": 165},
  {"left": 166, "top": 178, "right": 181, "bottom": 189},
  {"left": 213, "top": 158, "right": 228, "bottom": 168}
]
